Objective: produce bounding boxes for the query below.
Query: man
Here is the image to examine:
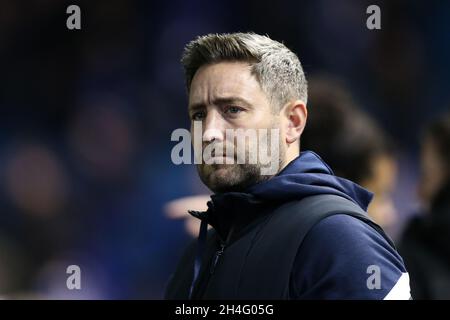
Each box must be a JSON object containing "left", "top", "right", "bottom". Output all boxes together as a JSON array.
[
  {"left": 165, "top": 32, "right": 410, "bottom": 299},
  {"left": 399, "top": 111, "right": 450, "bottom": 299},
  {"left": 302, "top": 77, "right": 399, "bottom": 229}
]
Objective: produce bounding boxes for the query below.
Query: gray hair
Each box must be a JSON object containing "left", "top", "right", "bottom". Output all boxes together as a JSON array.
[{"left": 181, "top": 32, "right": 308, "bottom": 110}]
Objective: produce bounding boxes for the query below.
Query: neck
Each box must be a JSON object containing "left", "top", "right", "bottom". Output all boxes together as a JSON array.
[{"left": 282, "top": 144, "right": 300, "bottom": 172}]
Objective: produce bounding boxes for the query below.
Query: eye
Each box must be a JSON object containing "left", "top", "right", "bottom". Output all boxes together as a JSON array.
[
  {"left": 191, "top": 111, "right": 206, "bottom": 121},
  {"left": 224, "top": 106, "right": 243, "bottom": 115}
]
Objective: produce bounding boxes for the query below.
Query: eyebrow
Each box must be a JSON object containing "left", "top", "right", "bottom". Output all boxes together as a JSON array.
[{"left": 188, "top": 97, "right": 253, "bottom": 112}]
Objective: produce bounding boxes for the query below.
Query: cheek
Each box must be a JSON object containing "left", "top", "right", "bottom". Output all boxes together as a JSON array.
[{"left": 239, "top": 109, "right": 275, "bottom": 128}]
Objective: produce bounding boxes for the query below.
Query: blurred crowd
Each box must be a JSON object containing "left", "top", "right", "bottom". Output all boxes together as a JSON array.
[{"left": 0, "top": 0, "right": 449, "bottom": 299}]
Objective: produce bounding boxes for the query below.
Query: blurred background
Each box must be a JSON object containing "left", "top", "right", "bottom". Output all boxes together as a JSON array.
[{"left": 0, "top": 0, "right": 449, "bottom": 299}]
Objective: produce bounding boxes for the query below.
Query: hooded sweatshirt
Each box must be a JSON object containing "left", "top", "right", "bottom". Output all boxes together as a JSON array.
[{"left": 165, "top": 151, "right": 411, "bottom": 299}]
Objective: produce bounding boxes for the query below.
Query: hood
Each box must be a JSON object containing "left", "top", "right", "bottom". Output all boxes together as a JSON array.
[
  {"left": 247, "top": 150, "right": 373, "bottom": 210},
  {"left": 189, "top": 151, "right": 373, "bottom": 241}
]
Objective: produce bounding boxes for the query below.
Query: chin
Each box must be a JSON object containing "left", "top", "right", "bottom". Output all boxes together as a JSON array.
[{"left": 201, "top": 165, "right": 241, "bottom": 193}]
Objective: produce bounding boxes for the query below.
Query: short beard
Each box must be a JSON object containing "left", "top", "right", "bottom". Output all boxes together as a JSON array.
[
  {"left": 196, "top": 117, "right": 285, "bottom": 194},
  {"left": 197, "top": 149, "right": 285, "bottom": 194},
  {"left": 197, "top": 163, "right": 263, "bottom": 193}
]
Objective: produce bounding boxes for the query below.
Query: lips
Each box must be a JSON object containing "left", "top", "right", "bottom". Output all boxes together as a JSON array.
[
  {"left": 203, "top": 154, "right": 234, "bottom": 164},
  {"left": 202, "top": 143, "right": 236, "bottom": 164}
]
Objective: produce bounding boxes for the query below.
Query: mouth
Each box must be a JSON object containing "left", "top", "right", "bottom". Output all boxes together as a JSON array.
[{"left": 203, "top": 155, "right": 235, "bottom": 164}]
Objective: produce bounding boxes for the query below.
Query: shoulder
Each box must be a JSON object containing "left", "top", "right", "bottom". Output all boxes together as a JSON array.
[{"left": 291, "top": 214, "right": 410, "bottom": 299}]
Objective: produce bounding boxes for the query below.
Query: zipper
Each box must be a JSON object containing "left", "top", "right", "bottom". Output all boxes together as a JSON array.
[
  {"left": 193, "top": 225, "right": 235, "bottom": 298},
  {"left": 210, "top": 242, "right": 226, "bottom": 275},
  {"left": 209, "top": 224, "right": 236, "bottom": 275}
]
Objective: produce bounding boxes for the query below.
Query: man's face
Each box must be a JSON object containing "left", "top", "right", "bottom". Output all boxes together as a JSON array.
[{"left": 188, "top": 61, "right": 285, "bottom": 193}]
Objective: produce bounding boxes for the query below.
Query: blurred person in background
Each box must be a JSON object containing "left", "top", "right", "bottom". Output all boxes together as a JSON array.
[
  {"left": 399, "top": 111, "right": 450, "bottom": 299},
  {"left": 302, "top": 77, "right": 399, "bottom": 230}
]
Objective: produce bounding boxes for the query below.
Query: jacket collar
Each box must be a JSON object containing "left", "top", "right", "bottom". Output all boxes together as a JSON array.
[{"left": 188, "top": 192, "right": 276, "bottom": 242}]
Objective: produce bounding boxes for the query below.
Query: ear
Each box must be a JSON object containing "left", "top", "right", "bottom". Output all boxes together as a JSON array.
[{"left": 282, "top": 100, "right": 307, "bottom": 145}]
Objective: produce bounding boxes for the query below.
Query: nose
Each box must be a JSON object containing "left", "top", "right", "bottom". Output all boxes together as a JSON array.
[{"left": 203, "top": 109, "right": 225, "bottom": 142}]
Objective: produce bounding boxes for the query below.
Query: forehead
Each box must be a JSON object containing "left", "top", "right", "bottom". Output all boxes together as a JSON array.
[{"left": 189, "top": 61, "right": 264, "bottom": 105}]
